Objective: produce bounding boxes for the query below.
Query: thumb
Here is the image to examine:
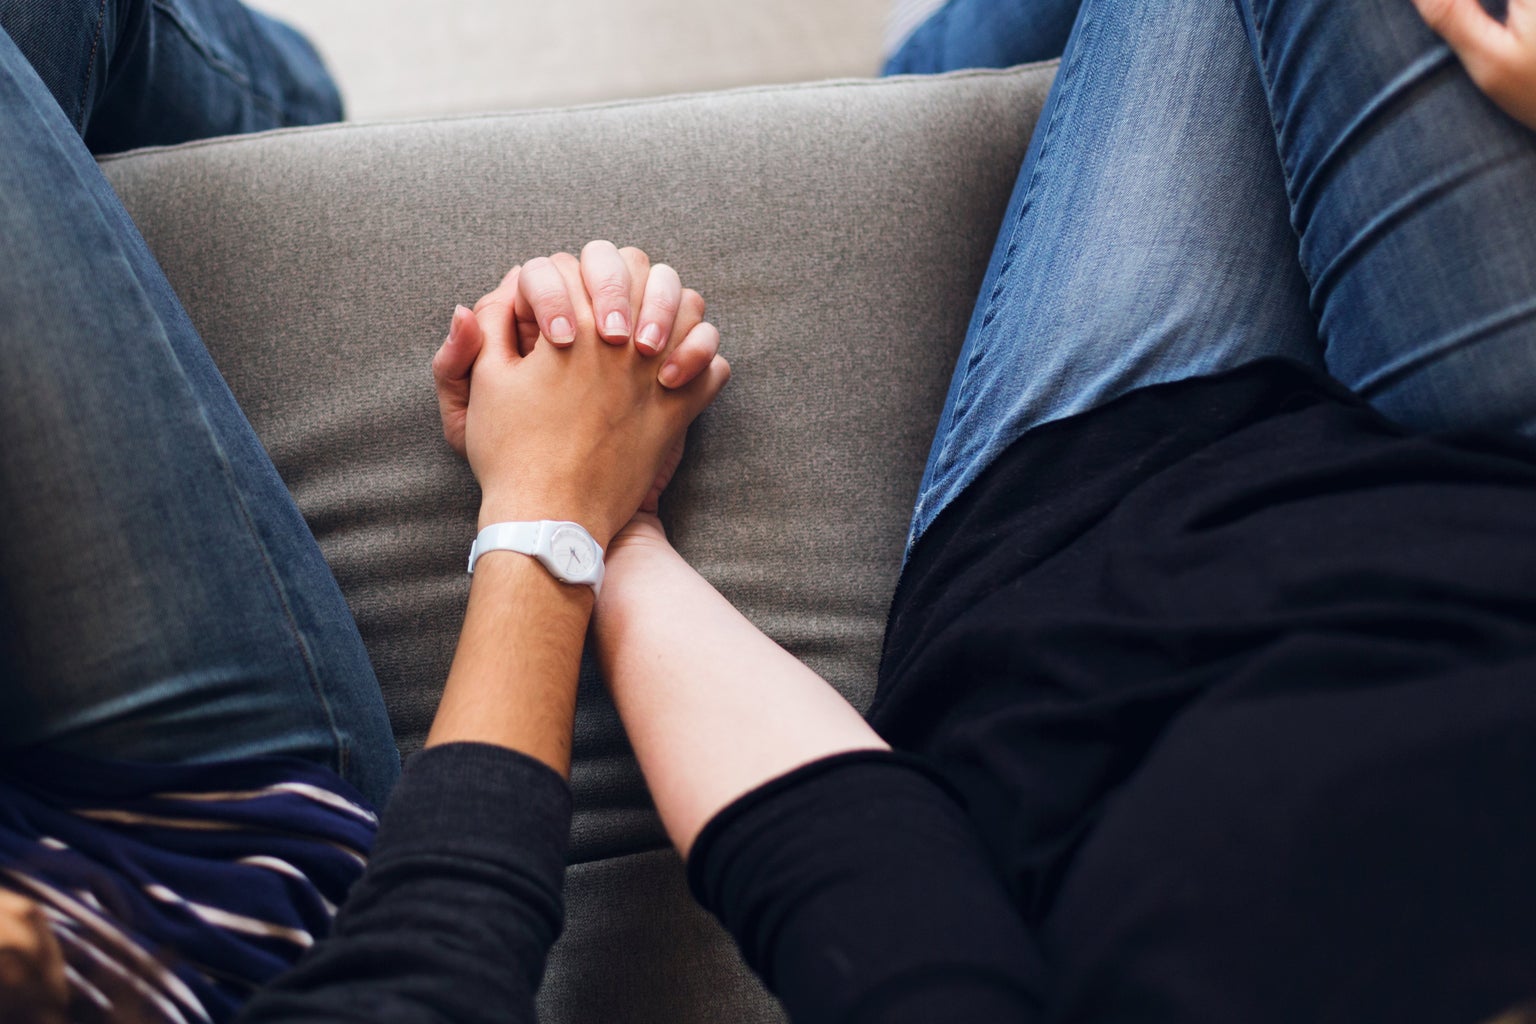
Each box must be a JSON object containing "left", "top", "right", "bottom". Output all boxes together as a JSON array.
[
  {"left": 432, "top": 304, "right": 484, "bottom": 391},
  {"left": 472, "top": 264, "right": 523, "bottom": 364}
]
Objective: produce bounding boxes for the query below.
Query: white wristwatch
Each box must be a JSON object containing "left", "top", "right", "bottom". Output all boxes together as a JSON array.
[{"left": 468, "top": 520, "right": 605, "bottom": 598}]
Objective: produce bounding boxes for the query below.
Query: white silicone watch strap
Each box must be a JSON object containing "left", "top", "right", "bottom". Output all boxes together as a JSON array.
[
  {"left": 468, "top": 520, "right": 605, "bottom": 598},
  {"left": 467, "top": 521, "right": 541, "bottom": 573}
]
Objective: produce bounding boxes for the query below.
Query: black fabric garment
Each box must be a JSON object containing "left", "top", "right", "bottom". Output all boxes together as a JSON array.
[
  {"left": 236, "top": 743, "right": 571, "bottom": 1024},
  {"left": 696, "top": 359, "right": 1536, "bottom": 1024},
  {"left": 871, "top": 359, "right": 1536, "bottom": 1023},
  {"left": 689, "top": 750, "right": 1044, "bottom": 1023}
]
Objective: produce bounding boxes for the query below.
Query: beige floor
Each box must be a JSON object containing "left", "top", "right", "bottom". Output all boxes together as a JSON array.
[{"left": 249, "top": 0, "right": 898, "bottom": 120}]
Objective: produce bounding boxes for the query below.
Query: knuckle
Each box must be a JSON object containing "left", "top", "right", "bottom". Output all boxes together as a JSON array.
[
  {"left": 620, "top": 246, "right": 651, "bottom": 274},
  {"left": 592, "top": 277, "right": 632, "bottom": 304},
  {"left": 530, "top": 288, "right": 571, "bottom": 316},
  {"left": 646, "top": 285, "right": 681, "bottom": 316},
  {"left": 551, "top": 251, "right": 580, "bottom": 274},
  {"left": 524, "top": 276, "right": 570, "bottom": 311},
  {"left": 681, "top": 288, "right": 706, "bottom": 319}
]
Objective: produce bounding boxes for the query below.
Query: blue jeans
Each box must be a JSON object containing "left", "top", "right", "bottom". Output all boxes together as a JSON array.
[
  {"left": 0, "top": 3, "right": 399, "bottom": 807},
  {"left": 0, "top": 0, "right": 341, "bottom": 152},
  {"left": 883, "top": 0, "right": 1078, "bottom": 74},
  {"left": 894, "top": 0, "right": 1536, "bottom": 548}
]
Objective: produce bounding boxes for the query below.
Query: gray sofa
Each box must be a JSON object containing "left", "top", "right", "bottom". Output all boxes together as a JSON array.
[{"left": 99, "top": 63, "right": 1054, "bottom": 1022}]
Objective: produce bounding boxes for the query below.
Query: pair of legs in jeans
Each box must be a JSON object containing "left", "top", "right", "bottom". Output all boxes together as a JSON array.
[
  {"left": 2, "top": 0, "right": 1532, "bottom": 867},
  {"left": 893, "top": 0, "right": 1536, "bottom": 547}
]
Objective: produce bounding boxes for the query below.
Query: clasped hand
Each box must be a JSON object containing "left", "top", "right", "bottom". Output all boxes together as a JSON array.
[{"left": 432, "top": 242, "right": 729, "bottom": 549}]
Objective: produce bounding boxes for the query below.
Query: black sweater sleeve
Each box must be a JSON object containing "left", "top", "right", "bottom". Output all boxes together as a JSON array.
[
  {"left": 236, "top": 743, "right": 572, "bottom": 1024},
  {"left": 688, "top": 751, "right": 1043, "bottom": 1024}
]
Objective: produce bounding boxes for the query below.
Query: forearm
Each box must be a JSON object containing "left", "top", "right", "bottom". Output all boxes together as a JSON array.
[
  {"left": 594, "top": 532, "right": 886, "bottom": 856},
  {"left": 426, "top": 550, "right": 593, "bottom": 775}
]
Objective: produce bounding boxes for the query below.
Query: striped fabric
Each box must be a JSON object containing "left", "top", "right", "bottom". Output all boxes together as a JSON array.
[{"left": 0, "top": 749, "right": 377, "bottom": 1024}]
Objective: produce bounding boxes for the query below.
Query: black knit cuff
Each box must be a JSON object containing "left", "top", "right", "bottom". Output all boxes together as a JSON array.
[
  {"left": 372, "top": 743, "right": 572, "bottom": 875},
  {"left": 686, "top": 748, "right": 959, "bottom": 897}
]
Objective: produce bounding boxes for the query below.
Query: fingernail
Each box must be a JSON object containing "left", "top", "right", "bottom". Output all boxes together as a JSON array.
[
  {"left": 550, "top": 316, "right": 575, "bottom": 343},
  {"left": 659, "top": 364, "right": 681, "bottom": 387},
  {"left": 637, "top": 323, "right": 664, "bottom": 352},
  {"left": 604, "top": 311, "right": 629, "bottom": 337}
]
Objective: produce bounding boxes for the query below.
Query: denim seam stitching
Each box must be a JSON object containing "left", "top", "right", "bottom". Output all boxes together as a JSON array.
[
  {"left": 77, "top": 0, "right": 109, "bottom": 133},
  {"left": 924, "top": 8, "right": 1089, "bottom": 520},
  {"left": 1247, "top": 5, "right": 1305, "bottom": 250},
  {"left": 185, "top": 397, "right": 353, "bottom": 779}
]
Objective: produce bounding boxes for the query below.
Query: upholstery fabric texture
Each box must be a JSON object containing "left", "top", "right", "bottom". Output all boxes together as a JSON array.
[{"left": 98, "top": 65, "right": 1053, "bottom": 1022}]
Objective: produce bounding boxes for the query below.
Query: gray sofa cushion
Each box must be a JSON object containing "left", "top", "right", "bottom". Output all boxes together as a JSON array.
[{"left": 99, "top": 64, "right": 1052, "bottom": 1022}]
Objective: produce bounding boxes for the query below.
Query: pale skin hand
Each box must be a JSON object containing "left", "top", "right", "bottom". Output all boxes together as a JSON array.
[
  {"left": 432, "top": 241, "right": 720, "bottom": 460},
  {"left": 1414, "top": 0, "right": 1536, "bottom": 130}
]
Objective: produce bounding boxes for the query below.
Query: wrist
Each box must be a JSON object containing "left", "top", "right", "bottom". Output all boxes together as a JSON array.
[
  {"left": 468, "top": 544, "right": 595, "bottom": 606},
  {"left": 477, "top": 494, "right": 616, "bottom": 547},
  {"left": 596, "top": 525, "right": 687, "bottom": 620},
  {"left": 608, "top": 512, "right": 678, "bottom": 560},
  {"left": 469, "top": 519, "right": 606, "bottom": 598}
]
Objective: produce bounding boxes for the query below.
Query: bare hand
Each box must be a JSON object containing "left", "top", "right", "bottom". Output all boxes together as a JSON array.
[
  {"left": 455, "top": 252, "right": 729, "bottom": 546},
  {"left": 1414, "top": 0, "right": 1536, "bottom": 130},
  {"left": 433, "top": 243, "right": 720, "bottom": 458}
]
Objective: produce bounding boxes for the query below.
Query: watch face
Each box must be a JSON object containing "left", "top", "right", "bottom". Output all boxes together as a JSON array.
[{"left": 550, "top": 525, "right": 597, "bottom": 580}]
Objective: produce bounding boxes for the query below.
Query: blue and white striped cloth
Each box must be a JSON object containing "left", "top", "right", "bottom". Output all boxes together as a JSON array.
[{"left": 0, "top": 749, "right": 377, "bottom": 1023}]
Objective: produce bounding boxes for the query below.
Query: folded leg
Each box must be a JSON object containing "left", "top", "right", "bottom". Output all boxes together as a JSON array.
[
  {"left": 0, "top": 25, "right": 397, "bottom": 806},
  {"left": 907, "top": 0, "right": 1319, "bottom": 548},
  {"left": 1234, "top": 0, "right": 1536, "bottom": 434},
  {"left": 883, "top": 0, "right": 1082, "bottom": 74},
  {"left": 0, "top": 0, "right": 340, "bottom": 153}
]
